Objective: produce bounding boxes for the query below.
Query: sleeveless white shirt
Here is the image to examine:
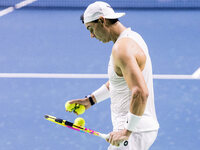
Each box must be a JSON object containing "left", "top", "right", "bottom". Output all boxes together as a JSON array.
[{"left": 108, "top": 28, "right": 159, "bottom": 132}]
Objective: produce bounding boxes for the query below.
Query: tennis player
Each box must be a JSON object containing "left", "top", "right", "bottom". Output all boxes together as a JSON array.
[{"left": 67, "top": 1, "right": 159, "bottom": 149}]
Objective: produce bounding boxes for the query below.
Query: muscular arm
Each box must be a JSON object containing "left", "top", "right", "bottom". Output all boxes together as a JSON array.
[
  {"left": 107, "top": 38, "right": 149, "bottom": 145},
  {"left": 112, "top": 38, "right": 149, "bottom": 116}
]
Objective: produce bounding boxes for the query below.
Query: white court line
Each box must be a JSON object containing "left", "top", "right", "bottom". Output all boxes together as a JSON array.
[
  {"left": 0, "top": 73, "right": 199, "bottom": 79},
  {"left": 153, "top": 74, "right": 195, "bottom": 79},
  {"left": 0, "top": 73, "right": 108, "bottom": 79},
  {"left": 192, "top": 67, "right": 200, "bottom": 79},
  {"left": 15, "top": 0, "right": 37, "bottom": 9},
  {"left": 0, "top": 0, "right": 37, "bottom": 17},
  {"left": 0, "top": 7, "right": 14, "bottom": 17}
]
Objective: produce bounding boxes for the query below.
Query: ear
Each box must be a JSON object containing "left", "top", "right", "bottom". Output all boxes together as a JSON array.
[{"left": 98, "top": 16, "right": 105, "bottom": 24}]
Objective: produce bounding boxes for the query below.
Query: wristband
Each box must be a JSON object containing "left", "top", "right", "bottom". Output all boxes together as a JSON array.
[
  {"left": 86, "top": 95, "right": 95, "bottom": 106},
  {"left": 125, "top": 112, "right": 142, "bottom": 132},
  {"left": 92, "top": 84, "right": 110, "bottom": 103}
]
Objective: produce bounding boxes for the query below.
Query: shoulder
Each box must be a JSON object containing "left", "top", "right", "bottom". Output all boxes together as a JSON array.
[
  {"left": 112, "top": 37, "right": 140, "bottom": 60},
  {"left": 113, "top": 38, "right": 133, "bottom": 56},
  {"left": 112, "top": 37, "right": 146, "bottom": 69}
]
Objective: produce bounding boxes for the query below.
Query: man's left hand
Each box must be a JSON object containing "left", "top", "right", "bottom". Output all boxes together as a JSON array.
[{"left": 106, "top": 129, "right": 131, "bottom": 147}]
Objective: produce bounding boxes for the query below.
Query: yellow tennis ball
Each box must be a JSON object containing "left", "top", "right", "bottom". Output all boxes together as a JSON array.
[
  {"left": 74, "top": 104, "right": 85, "bottom": 115},
  {"left": 74, "top": 117, "right": 85, "bottom": 127},
  {"left": 65, "top": 101, "right": 76, "bottom": 112}
]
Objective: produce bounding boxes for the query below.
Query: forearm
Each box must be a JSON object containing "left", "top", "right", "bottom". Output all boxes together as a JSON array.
[
  {"left": 91, "top": 81, "right": 110, "bottom": 104},
  {"left": 124, "top": 88, "right": 148, "bottom": 132},
  {"left": 129, "top": 88, "right": 148, "bottom": 116}
]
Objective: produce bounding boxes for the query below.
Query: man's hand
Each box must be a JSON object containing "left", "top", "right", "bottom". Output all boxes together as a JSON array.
[
  {"left": 68, "top": 97, "right": 92, "bottom": 110},
  {"left": 107, "top": 129, "right": 131, "bottom": 147}
]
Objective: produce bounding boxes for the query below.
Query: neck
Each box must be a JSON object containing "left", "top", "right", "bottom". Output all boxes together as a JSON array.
[{"left": 109, "top": 22, "right": 127, "bottom": 43}]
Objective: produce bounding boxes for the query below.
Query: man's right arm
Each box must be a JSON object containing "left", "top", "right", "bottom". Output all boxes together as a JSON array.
[
  {"left": 91, "top": 80, "right": 109, "bottom": 103},
  {"left": 68, "top": 81, "right": 110, "bottom": 112}
]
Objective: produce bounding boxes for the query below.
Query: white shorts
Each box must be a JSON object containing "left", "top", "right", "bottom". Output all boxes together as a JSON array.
[{"left": 108, "top": 130, "right": 158, "bottom": 150}]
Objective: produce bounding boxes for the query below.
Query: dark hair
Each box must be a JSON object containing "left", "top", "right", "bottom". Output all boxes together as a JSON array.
[
  {"left": 80, "top": 14, "right": 118, "bottom": 25},
  {"left": 107, "top": 19, "right": 119, "bottom": 25},
  {"left": 80, "top": 14, "right": 85, "bottom": 24}
]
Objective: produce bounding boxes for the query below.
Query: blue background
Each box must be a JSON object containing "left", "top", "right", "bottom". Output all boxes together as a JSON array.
[
  {"left": 0, "top": 8, "right": 200, "bottom": 150},
  {"left": 1, "top": 0, "right": 200, "bottom": 8}
]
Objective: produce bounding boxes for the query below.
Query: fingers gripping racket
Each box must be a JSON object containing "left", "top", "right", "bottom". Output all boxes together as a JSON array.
[{"left": 44, "top": 115, "right": 128, "bottom": 147}]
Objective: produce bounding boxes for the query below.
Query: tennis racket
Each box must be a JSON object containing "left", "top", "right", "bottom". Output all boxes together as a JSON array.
[{"left": 44, "top": 114, "right": 128, "bottom": 147}]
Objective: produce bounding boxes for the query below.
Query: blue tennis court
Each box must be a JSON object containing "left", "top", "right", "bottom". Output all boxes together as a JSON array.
[{"left": 0, "top": 0, "right": 200, "bottom": 150}]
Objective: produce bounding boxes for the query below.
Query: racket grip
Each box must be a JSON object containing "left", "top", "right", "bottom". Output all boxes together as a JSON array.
[{"left": 99, "top": 133, "right": 128, "bottom": 147}]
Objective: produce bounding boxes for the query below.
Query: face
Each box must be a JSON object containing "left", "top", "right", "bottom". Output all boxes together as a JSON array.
[{"left": 85, "top": 20, "right": 110, "bottom": 43}]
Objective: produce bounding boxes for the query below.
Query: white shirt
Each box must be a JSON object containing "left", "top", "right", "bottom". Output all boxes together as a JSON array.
[{"left": 108, "top": 28, "right": 159, "bottom": 132}]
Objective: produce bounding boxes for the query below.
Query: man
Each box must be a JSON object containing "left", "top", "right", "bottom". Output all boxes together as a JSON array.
[{"left": 67, "top": 1, "right": 159, "bottom": 150}]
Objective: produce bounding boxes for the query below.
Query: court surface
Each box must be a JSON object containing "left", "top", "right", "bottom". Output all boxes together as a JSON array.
[{"left": 0, "top": 8, "right": 200, "bottom": 150}]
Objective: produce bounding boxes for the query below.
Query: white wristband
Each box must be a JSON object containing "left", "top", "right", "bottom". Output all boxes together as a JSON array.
[
  {"left": 125, "top": 112, "right": 142, "bottom": 132},
  {"left": 92, "top": 84, "right": 110, "bottom": 103}
]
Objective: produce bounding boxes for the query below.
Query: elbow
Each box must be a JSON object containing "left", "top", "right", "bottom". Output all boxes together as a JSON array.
[
  {"left": 142, "top": 88, "right": 149, "bottom": 103},
  {"left": 132, "top": 87, "right": 149, "bottom": 103},
  {"left": 144, "top": 89, "right": 149, "bottom": 100}
]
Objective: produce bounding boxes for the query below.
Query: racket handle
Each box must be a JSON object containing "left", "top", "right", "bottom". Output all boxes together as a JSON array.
[{"left": 99, "top": 133, "right": 128, "bottom": 147}]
